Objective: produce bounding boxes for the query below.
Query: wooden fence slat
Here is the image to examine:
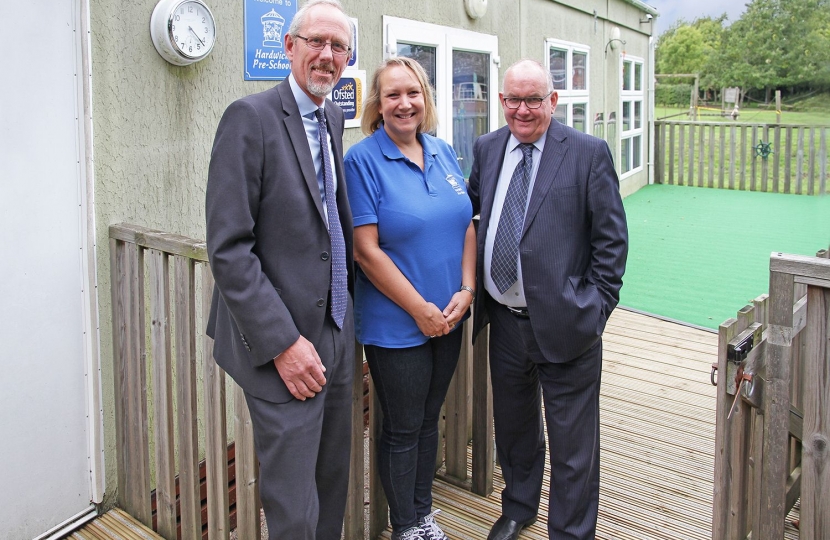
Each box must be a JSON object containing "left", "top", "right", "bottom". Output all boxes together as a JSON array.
[
  {"left": 668, "top": 123, "right": 676, "bottom": 185},
  {"left": 808, "top": 127, "right": 817, "bottom": 196},
  {"left": 202, "top": 265, "right": 230, "bottom": 540},
  {"left": 712, "top": 317, "right": 737, "bottom": 539},
  {"left": 344, "top": 342, "right": 366, "bottom": 540},
  {"left": 471, "top": 326, "right": 494, "bottom": 496},
  {"left": 174, "top": 255, "right": 201, "bottom": 539},
  {"left": 797, "top": 128, "right": 805, "bottom": 194},
  {"left": 111, "top": 239, "right": 152, "bottom": 527},
  {"left": 785, "top": 127, "right": 793, "bottom": 194},
  {"left": 678, "top": 124, "right": 685, "bottom": 185},
  {"left": 148, "top": 249, "right": 176, "bottom": 539},
  {"left": 655, "top": 122, "right": 665, "bottom": 183},
  {"left": 234, "top": 385, "right": 262, "bottom": 540},
  {"left": 445, "top": 321, "right": 473, "bottom": 481},
  {"left": 718, "top": 124, "right": 725, "bottom": 189},
  {"left": 750, "top": 125, "right": 758, "bottom": 191},
  {"left": 729, "top": 125, "right": 737, "bottom": 190},
  {"left": 369, "top": 377, "right": 389, "bottom": 538},
  {"left": 688, "top": 123, "right": 696, "bottom": 185},
  {"left": 707, "top": 124, "right": 714, "bottom": 188},
  {"left": 738, "top": 126, "right": 748, "bottom": 190},
  {"left": 773, "top": 126, "right": 781, "bottom": 193},
  {"left": 821, "top": 127, "right": 828, "bottom": 195},
  {"left": 800, "top": 285, "right": 829, "bottom": 540},
  {"left": 698, "top": 122, "right": 705, "bottom": 187},
  {"left": 759, "top": 124, "right": 775, "bottom": 191}
]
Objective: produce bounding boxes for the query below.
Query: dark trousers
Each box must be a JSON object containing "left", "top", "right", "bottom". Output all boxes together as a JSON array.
[
  {"left": 365, "top": 330, "right": 462, "bottom": 533},
  {"left": 244, "top": 313, "right": 354, "bottom": 540},
  {"left": 488, "top": 301, "right": 602, "bottom": 540}
]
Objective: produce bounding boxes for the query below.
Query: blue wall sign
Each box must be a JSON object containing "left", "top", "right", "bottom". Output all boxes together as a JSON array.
[
  {"left": 244, "top": 0, "right": 297, "bottom": 81},
  {"left": 330, "top": 70, "right": 365, "bottom": 129}
]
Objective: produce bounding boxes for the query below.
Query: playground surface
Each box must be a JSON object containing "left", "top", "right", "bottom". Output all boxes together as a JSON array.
[{"left": 619, "top": 184, "right": 830, "bottom": 329}]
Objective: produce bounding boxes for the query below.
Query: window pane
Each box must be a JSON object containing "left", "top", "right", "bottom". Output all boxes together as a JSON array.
[
  {"left": 572, "top": 52, "right": 586, "bottom": 90},
  {"left": 593, "top": 112, "right": 604, "bottom": 140},
  {"left": 633, "top": 135, "right": 641, "bottom": 169},
  {"left": 622, "top": 60, "right": 632, "bottom": 91},
  {"left": 452, "top": 50, "right": 490, "bottom": 178},
  {"left": 397, "top": 43, "right": 437, "bottom": 92},
  {"left": 634, "top": 63, "right": 642, "bottom": 91},
  {"left": 634, "top": 101, "right": 641, "bottom": 129},
  {"left": 573, "top": 103, "right": 586, "bottom": 133},
  {"left": 622, "top": 101, "right": 631, "bottom": 131},
  {"left": 607, "top": 111, "right": 617, "bottom": 156},
  {"left": 553, "top": 104, "right": 567, "bottom": 125},
  {"left": 621, "top": 137, "right": 631, "bottom": 173},
  {"left": 549, "top": 48, "right": 567, "bottom": 90}
]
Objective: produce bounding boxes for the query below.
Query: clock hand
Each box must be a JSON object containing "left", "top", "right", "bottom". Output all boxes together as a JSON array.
[{"left": 188, "top": 26, "right": 205, "bottom": 46}]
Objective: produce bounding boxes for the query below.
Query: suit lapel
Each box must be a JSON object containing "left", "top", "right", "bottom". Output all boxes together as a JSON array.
[
  {"left": 523, "top": 121, "right": 567, "bottom": 235},
  {"left": 278, "top": 82, "right": 327, "bottom": 223}
]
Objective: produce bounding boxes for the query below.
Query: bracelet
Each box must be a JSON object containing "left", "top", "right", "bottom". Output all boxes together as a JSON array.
[{"left": 459, "top": 285, "right": 476, "bottom": 302}]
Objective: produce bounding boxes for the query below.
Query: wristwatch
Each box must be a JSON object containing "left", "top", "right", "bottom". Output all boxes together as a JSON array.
[{"left": 459, "top": 285, "right": 476, "bottom": 302}]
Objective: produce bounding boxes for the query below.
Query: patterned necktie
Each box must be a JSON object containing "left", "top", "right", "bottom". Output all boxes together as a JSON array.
[
  {"left": 490, "top": 143, "right": 535, "bottom": 294},
  {"left": 315, "top": 108, "right": 347, "bottom": 329}
]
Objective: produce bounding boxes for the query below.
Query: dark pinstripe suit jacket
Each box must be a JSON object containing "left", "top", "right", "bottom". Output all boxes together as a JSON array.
[
  {"left": 205, "top": 81, "right": 354, "bottom": 402},
  {"left": 468, "top": 119, "right": 628, "bottom": 363}
]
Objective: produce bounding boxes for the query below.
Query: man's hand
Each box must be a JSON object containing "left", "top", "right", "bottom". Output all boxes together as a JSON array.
[{"left": 273, "top": 336, "right": 327, "bottom": 401}]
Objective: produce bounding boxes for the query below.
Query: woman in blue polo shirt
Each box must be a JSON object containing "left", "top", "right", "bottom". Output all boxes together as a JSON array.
[{"left": 344, "top": 57, "right": 475, "bottom": 540}]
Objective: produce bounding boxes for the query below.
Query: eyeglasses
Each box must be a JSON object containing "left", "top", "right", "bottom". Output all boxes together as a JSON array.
[
  {"left": 502, "top": 92, "right": 553, "bottom": 109},
  {"left": 295, "top": 35, "right": 351, "bottom": 56}
]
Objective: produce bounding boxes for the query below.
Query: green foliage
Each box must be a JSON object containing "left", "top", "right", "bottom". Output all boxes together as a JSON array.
[
  {"left": 656, "top": 0, "right": 830, "bottom": 98},
  {"left": 655, "top": 83, "right": 694, "bottom": 106}
]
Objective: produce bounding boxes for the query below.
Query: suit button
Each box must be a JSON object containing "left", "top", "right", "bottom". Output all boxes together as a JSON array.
[
  {"left": 317, "top": 298, "right": 325, "bottom": 307},
  {"left": 321, "top": 251, "right": 329, "bottom": 261}
]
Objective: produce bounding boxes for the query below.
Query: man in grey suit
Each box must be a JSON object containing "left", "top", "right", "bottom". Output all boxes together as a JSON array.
[
  {"left": 205, "top": 1, "right": 354, "bottom": 538},
  {"left": 468, "top": 59, "right": 628, "bottom": 540}
]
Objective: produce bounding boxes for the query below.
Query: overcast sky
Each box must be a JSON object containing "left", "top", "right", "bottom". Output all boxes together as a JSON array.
[{"left": 646, "top": 0, "right": 748, "bottom": 35}]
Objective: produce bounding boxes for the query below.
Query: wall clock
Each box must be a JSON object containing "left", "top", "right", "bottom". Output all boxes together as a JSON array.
[{"left": 150, "top": 0, "right": 216, "bottom": 66}]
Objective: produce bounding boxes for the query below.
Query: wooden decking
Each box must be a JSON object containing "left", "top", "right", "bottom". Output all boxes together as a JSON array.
[
  {"left": 63, "top": 509, "right": 163, "bottom": 540},
  {"left": 375, "top": 308, "right": 802, "bottom": 540}
]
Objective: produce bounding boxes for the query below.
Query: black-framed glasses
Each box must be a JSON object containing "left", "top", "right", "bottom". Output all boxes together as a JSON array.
[
  {"left": 502, "top": 92, "right": 553, "bottom": 109},
  {"left": 295, "top": 35, "right": 351, "bottom": 56}
]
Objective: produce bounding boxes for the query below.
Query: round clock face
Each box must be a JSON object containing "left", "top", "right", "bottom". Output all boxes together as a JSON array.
[
  {"left": 169, "top": 0, "right": 215, "bottom": 59},
  {"left": 151, "top": 0, "right": 216, "bottom": 66}
]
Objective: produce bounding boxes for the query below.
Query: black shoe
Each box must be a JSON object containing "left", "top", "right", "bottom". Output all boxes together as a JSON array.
[{"left": 486, "top": 515, "right": 536, "bottom": 540}]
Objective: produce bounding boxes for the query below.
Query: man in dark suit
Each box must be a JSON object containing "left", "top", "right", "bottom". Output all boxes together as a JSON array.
[
  {"left": 205, "top": 1, "right": 354, "bottom": 538},
  {"left": 468, "top": 59, "right": 628, "bottom": 540}
]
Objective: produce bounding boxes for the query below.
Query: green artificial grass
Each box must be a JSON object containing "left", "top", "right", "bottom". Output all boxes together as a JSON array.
[{"left": 619, "top": 184, "right": 830, "bottom": 329}]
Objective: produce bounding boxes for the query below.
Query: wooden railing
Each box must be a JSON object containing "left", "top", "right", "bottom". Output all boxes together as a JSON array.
[
  {"left": 654, "top": 121, "right": 829, "bottom": 195},
  {"left": 110, "top": 223, "right": 494, "bottom": 539},
  {"left": 713, "top": 247, "right": 830, "bottom": 539}
]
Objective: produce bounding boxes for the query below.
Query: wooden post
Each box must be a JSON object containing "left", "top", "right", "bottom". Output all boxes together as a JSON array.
[
  {"left": 369, "top": 378, "right": 389, "bottom": 538},
  {"left": 234, "top": 385, "right": 262, "bottom": 540},
  {"left": 445, "top": 322, "right": 472, "bottom": 481},
  {"left": 801, "top": 284, "right": 829, "bottom": 540},
  {"left": 752, "top": 266, "right": 794, "bottom": 539},
  {"left": 344, "top": 342, "right": 366, "bottom": 540},
  {"left": 148, "top": 249, "right": 177, "bottom": 539},
  {"left": 202, "top": 265, "right": 230, "bottom": 540},
  {"left": 471, "top": 326, "right": 494, "bottom": 496}
]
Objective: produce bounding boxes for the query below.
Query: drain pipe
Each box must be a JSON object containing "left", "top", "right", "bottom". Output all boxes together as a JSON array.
[{"left": 648, "top": 35, "right": 656, "bottom": 185}]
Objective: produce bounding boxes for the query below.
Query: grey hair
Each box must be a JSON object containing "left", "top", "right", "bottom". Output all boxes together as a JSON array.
[
  {"left": 288, "top": 0, "right": 354, "bottom": 49},
  {"left": 503, "top": 59, "right": 554, "bottom": 93}
]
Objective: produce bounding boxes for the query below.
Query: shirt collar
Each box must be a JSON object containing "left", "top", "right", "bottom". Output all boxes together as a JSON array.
[
  {"left": 507, "top": 130, "right": 547, "bottom": 155},
  {"left": 375, "top": 123, "right": 438, "bottom": 160},
  {"left": 288, "top": 73, "right": 323, "bottom": 117}
]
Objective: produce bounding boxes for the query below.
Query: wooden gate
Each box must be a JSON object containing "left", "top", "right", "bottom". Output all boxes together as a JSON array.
[{"left": 712, "top": 248, "right": 829, "bottom": 539}]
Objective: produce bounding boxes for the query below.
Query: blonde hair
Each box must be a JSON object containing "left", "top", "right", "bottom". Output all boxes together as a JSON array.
[{"left": 361, "top": 57, "right": 438, "bottom": 136}]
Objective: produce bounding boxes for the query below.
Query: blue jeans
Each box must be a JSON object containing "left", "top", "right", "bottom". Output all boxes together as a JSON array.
[{"left": 366, "top": 330, "right": 462, "bottom": 533}]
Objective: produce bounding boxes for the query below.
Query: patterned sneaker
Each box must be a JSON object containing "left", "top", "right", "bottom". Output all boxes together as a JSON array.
[
  {"left": 392, "top": 525, "right": 426, "bottom": 540},
  {"left": 419, "top": 510, "right": 450, "bottom": 540}
]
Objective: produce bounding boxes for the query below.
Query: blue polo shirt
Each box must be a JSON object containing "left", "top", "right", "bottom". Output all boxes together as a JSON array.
[{"left": 344, "top": 125, "right": 473, "bottom": 348}]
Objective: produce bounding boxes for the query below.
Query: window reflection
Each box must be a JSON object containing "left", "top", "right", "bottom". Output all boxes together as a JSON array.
[
  {"left": 573, "top": 103, "right": 586, "bottom": 133},
  {"left": 397, "top": 43, "right": 437, "bottom": 92},
  {"left": 572, "top": 52, "right": 586, "bottom": 91},
  {"left": 593, "top": 112, "right": 604, "bottom": 140},
  {"left": 549, "top": 48, "right": 567, "bottom": 90},
  {"left": 452, "top": 50, "right": 489, "bottom": 177}
]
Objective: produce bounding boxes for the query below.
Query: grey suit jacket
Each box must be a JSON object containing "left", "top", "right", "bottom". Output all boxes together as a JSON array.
[
  {"left": 468, "top": 119, "right": 628, "bottom": 363},
  {"left": 205, "top": 81, "right": 353, "bottom": 402}
]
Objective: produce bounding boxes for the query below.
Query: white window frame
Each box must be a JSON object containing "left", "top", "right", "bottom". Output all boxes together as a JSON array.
[
  {"left": 383, "top": 16, "right": 499, "bottom": 145},
  {"left": 543, "top": 38, "right": 590, "bottom": 132},
  {"left": 619, "top": 55, "right": 645, "bottom": 177}
]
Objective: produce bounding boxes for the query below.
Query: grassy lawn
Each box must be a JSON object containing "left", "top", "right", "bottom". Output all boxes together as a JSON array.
[
  {"left": 620, "top": 184, "right": 830, "bottom": 329},
  {"left": 655, "top": 105, "right": 830, "bottom": 125}
]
